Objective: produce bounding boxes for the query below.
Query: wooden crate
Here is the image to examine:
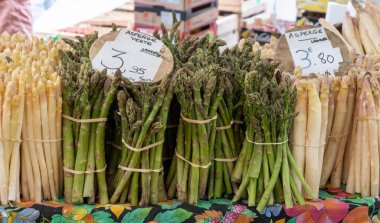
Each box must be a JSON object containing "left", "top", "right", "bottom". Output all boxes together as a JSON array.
[
  {"left": 134, "top": 1, "right": 218, "bottom": 34},
  {"left": 83, "top": 10, "right": 135, "bottom": 28},
  {"left": 219, "top": 0, "right": 266, "bottom": 18},
  {"left": 217, "top": 14, "right": 239, "bottom": 49},
  {"left": 135, "top": 0, "right": 215, "bottom": 11}
]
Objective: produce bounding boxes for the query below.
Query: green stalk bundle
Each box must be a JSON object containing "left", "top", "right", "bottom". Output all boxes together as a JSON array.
[
  {"left": 207, "top": 76, "right": 239, "bottom": 199},
  {"left": 108, "top": 78, "right": 172, "bottom": 205},
  {"left": 107, "top": 21, "right": 182, "bottom": 205},
  {"left": 59, "top": 33, "right": 120, "bottom": 204},
  {"left": 232, "top": 58, "right": 316, "bottom": 212},
  {"left": 172, "top": 48, "right": 228, "bottom": 204}
]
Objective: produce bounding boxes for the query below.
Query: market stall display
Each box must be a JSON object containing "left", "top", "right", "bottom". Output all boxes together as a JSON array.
[{"left": 3, "top": 2, "right": 380, "bottom": 219}]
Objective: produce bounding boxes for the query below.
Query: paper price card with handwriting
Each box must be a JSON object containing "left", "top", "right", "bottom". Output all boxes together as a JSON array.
[
  {"left": 89, "top": 29, "right": 174, "bottom": 83},
  {"left": 275, "top": 26, "right": 350, "bottom": 77},
  {"left": 285, "top": 27, "right": 342, "bottom": 76}
]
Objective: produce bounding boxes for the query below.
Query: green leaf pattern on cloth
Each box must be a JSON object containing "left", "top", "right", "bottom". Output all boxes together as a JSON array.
[
  {"left": 196, "top": 200, "right": 212, "bottom": 210},
  {"left": 342, "top": 197, "right": 376, "bottom": 206},
  {"left": 0, "top": 188, "right": 378, "bottom": 223},
  {"left": 121, "top": 207, "right": 152, "bottom": 223},
  {"left": 154, "top": 208, "right": 192, "bottom": 223}
]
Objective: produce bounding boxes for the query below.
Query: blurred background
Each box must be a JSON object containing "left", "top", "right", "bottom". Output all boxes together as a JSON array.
[{"left": 2, "top": 0, "right": 376, "bottom": 46}]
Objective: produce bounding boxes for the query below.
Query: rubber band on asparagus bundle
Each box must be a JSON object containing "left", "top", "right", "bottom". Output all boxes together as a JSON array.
[
  {"left": 118, "top": 165, "right": 163, "bottom": 173},
  {"left": 180, "top": 113, "right": 217, "bottom": 124},
  {"left": 246, "top": 133, "right": 288, "bottom": 145},
  {"left": 62, "top": 114, "right": 107, "bottom": 123},
  {"left": 63, "top": 165, "right": 107, "bottom": 175},
  {"left": 216, "top": 120, "right": 234, "bottom": 131},
  {"left": 232, "top": 120, "right": 244, "bottom": 125},
  {"left": 175, "top": 150, "right": 211, "bottom": 168},
  {"left": 213, "top": 157, "right": 238, "bottom": 162},
  {"left": 290, "top": 142, "right": 326, "bottom": 147},
  {"left": 122, "top": 138, "right": 164, "bottom": 152},
  {"left": 24, "top": 138, "right": 62, "bottom": 143},
  {"left": 357, "top": 116, "right": 380, "bottom": 121},
  {"left": 0, "top": 138, "right": 22, "bottom": 143}
]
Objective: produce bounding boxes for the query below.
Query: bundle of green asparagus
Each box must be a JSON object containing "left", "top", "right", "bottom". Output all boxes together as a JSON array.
[
  {"left": 172, "top": 55, "right": 227, "bottom": 204},
  {"left": 232, "top": 59, "right": 316, "bottom": 212},
  {"left": 108, "top": 22, "right": 183, "bottom": 206},
  {"left": 205, "top": 40, "right": 262, "bottom": 200},
  {"left": 109, "top": 77, "right": 173, "bottom": 205},
  {"left": 59, "top": 33, "right": 121, "bottom": 204}
]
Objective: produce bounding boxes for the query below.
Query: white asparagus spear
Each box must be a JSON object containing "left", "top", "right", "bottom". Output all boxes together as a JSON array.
[
  {"left": 21, "top": 111, "right": 35, "bottom": 201},
  {"left": 305, "top": 79, "right": 322, "bottom": 197},
  {"left": 346, "top": 94, "right": 360, "bottom": 193},
  {"left": 38, "top": 80, "right": 57, "bottom": 200},
  {"left": 373, "top": 77, "right": 380, "bottom": 194},
  {"left": 2, "top": 81, "right": 17, "bottom": 183},
  {"left": 325, "top": 78, "right": 339, "bottom": 145},
  {"left": 25, "top": 84, "right": 42, "bottom": 202},
  {"left": 342, "top": 13, "right": 364, "bottom": 54},
  {"left": 0, "top": 81, "right": 7, "bottom": 205},
  {"left": 366, "top": 76, "right": 379, "bottom": 196},
  {"left": 291, "top": 79, "right": 308, "bottom": 191},
  {"left": 20, "top": 147, "right": 29, "bottom": 200},
  {"left": 32, "top": 85, "right": 51, "bottom": 199},
  {"left": 358, "top": 7, "right": 380, "bottom": 53},
  {"left": 47, "top": 79, "right": 59, "bottom": 196},
  {"left": 330, "top": 76, "right": 356, "bottom": 187},
  {"left": 317, "top": 77, "right": 330, "bottom": 186},
  {"left": 320, "top": 76, "right": 350, "bottom": 186},
  {"left": 365, "top": 0, "right": 380, "bottom": 36},
  {"left": 55, "top": 76, "right": 63, "bottom": 195},
  {"left": 352, "top": 18, "right": 364, "bottom": 54},
  {"left": 356, "top": 75, "right": 366, "bottom": 193},
  {"left": 360, "top": 84, "right": 371, "bottom": 197},
  {"left": 8, "top": 74, "right": 25, "bottom": 201},
  {"left": 359, "top": 17, "right": 378, "bottom": 54}
]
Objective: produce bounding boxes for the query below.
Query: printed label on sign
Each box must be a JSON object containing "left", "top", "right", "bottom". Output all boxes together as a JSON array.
[
  {"left": 285, "top": 27, "right": 343, "bottom": 76},
  {"left": 91, "top": 29, "right": 172, "bottom": 83}
]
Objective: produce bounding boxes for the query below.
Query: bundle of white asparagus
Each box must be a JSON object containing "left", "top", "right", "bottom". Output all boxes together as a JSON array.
[
  {"left": 290, "top": 52, "right": 380, "bottom": 198},
  {"left": 291, "top": 69, "right": 357, "bottom": 198},
  {"left": 0, "top": 33, "right": 62, "bottom": 204},
  {"left": 341, "top": 0, "right": 380, "bottom": 55},
  {"left": 342, "top": 73, "right": 377, "bottom": 197}
]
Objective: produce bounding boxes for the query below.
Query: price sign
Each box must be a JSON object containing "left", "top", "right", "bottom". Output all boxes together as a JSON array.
[
  {"left": 275, "top": 26, "right": 350, "bottom": 77},
  {"left": 285, "top": 27, "right": 343, "bottom": 76},
  {"left": 89, "top": 28, "right": 174, "bottom": 83}
]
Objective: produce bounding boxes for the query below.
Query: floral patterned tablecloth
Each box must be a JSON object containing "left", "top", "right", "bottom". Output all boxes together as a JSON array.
[{"left": 0, "top": 188, "right": 378, "bottom": 223}]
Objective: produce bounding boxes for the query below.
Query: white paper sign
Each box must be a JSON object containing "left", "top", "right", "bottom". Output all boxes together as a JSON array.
[
  {"left": 92, "top": 28, "right": 168, "bottom": 82},
  {"left": 285, "top": 27, "right": 343, "bottom": 76}
]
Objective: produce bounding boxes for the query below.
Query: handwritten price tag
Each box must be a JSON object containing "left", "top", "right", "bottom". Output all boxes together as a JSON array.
[
  {"left": 90, "top": 29, "right": 174, "bottom": 83},
  {"left": 285, "top": 27, "right": 343, "bottom": 76}
]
